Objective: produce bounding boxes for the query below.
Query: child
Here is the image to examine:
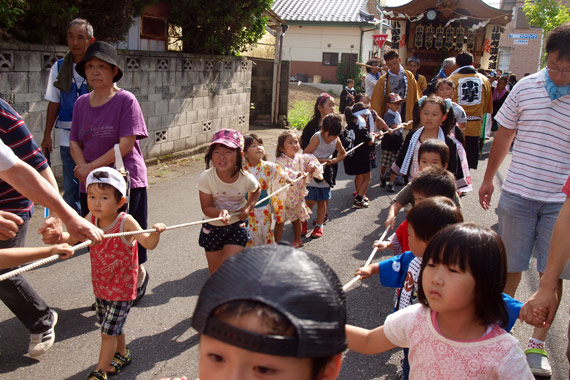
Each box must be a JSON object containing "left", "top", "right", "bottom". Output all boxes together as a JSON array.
[
  {"left": 303, "top": 114, "right": 347, "bottom": 238},
  {"left": 355, "top": 197, "right": 464, "bottom": 379},
  {"left": 275, "top": 131, "right": 322, "bottom": 248},
  {"left": 343, "top": 103, "right": 376, "bottom": 208},
  {"left": 384, "top": 139, "right": 462, "bottom": 229},
  {"left": 191, "top": 244, "right": 346, "bottom": 380},
  {"left": 71, "top": 41, "right": 151, "bottom": 302},
  {"left": 198, "top": 129, "right": 260, "bottom": 274},
  {"left": 339, "top": 79, "right": 355, "bottom": 113},
  {"left": 377, "top": 166, "right": 458, "bottom": 255},
  {"left": 347, "top": 223, "right": 534, "bottom": 379},
  {"left": 242, "top": 134, "right": 289, "bottom": 246},
  {"left": 381, "top": 93, "right": 405, "bottom": 192},
  {"left": 354, "top": 93, "right": 389, "bottom": 170},
  {"left": 45, "top": 167, "right": 166, "bottom": 380},
  {"left": 392, "top": 95, "right": 469, "bottom": 191},
  {"left": 300, "top": 93, "right": 336, "bottom": 150}
]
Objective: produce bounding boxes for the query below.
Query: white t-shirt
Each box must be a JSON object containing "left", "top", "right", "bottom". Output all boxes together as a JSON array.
[
  {"left": 198, "top": 167, "right": 259, "bottom": 226},
  {"left": 45, "top": 61, "right": 87, "bottom": 146},
  {"left": 0, "top": 139, "right": 18, "bottom": 171},
  {"left": 384, "top": 304, "right": 533, "bottom": 379}
]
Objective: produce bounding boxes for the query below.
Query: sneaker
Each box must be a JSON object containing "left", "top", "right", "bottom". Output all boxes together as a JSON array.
[
  {"left": 525, "top": 348, "right": 552, "bottom": 377},
  {"left": 310, "top": 226, "right": 323, "bottom": 238},
  {"left": 29, "top": 310, "right": 58, "bottom": 357},
  {"left": 353, "top": 199, "right": 369, "bottom": 208},
  {"left": 395, "top": 176, "right": 405, "bottom": 186},
  {"left": 363, "top": 195, "right": 369, "bottom": 202},
  {"left": 387, "top": 182, "right": 395, "bottom": 193},
  {"left": 380, "top": 177, "right": 387, "bottom": 187},
  {"left": 301, "top": 220, "right": 308, "bottom": 235}
]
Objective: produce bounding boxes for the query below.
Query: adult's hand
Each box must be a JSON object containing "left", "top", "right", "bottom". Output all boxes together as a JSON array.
[
  {"left": 73, "top": 163, "right": 92, "bottom": 184},
  {"left": 37, "top": 216, "right": 63, "bottom": 244},
  {"left": 478, "top": 180, "right": 494, "bottom": 210},
  {"left": 62, "top": 212, "right": 104, "bottom": 244},
  {"left": 0, "top": 211, "right": 23, "bottom": 240},
  {"left": 41, "top": 134, "right": 53, "bottom": 155},
  {"left": 520, "top": 287, "right": 559, "bottom": 328}
]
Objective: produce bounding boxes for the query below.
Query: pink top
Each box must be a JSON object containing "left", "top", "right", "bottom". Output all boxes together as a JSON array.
[
  {"left": 384, "top": 304, "right": 533, "bottom": 379},
  {"left": 563, "top": 174, "right": 570, "bottom": 196},
  {"left": 89, "top": 212, "right": 138, "bottom": 301}
]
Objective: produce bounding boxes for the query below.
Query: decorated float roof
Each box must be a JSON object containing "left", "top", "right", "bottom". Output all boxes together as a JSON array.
[{"left": 272, "top": 0, "right": 379, "bottom": 24}]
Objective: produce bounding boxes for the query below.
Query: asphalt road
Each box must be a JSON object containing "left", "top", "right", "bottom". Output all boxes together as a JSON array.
[{"left": 0, "top": 127, "right": 568, "bottom": 379}]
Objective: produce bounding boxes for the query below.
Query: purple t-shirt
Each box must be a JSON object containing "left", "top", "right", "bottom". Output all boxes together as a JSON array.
[{"left": 71, "top": 89, "right": 148, "bottom": 191}]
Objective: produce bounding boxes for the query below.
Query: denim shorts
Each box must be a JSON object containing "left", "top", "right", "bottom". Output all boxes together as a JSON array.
[
  {"left": 198, "top": 221, "right": 250, "bottom": 252},
  {"left": 306, "top": 186, "right": 331, "bottom": 201},
  {"left": 497, "top": 190, "right": 569, "bottom": 277}
]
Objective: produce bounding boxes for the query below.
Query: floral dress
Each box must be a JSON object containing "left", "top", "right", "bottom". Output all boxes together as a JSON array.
[
  {"left": 275, "top": 153, "right": 323, "bottom": 223},
  {"left": 244, "top": 160, "right": 289, "bottom": 246}
]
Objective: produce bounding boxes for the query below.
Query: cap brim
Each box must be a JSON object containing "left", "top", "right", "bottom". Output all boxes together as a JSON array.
[
  {"left": 76, "top": 54, "right": 123, "bottom": 82},
  {"left": 210, "top": 139, "right": 240, "bottom": 149}
]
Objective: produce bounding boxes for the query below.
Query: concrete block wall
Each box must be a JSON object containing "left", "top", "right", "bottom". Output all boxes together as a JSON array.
[{"left": 0, "top": 43, "right": 252, "bottom": 180}]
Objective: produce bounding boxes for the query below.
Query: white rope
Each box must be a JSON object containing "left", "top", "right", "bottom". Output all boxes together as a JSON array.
[
  {"left": 342, "top": 226, "right": 390, "bottom": 292},
  {"left": 0, "top": 170, "right": 312, "bottom": 282}
]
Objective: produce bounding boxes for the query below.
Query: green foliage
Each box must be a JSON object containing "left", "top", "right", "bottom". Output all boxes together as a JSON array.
[
  {"left": 523, "top": 0, "right": 570, "bottom": 35},
  {"left": 336, "top": 61, "right": 364, "bottom": 93},
  {"left": 288, "top": 100, "right": 313, "bottom": 130},
  {"left": 0, "top": 0, "right": 26, "bottom": 31},
  {"left": 164, "top": 0, "right": 272, "bottom": 55},
  {"left": 5, "top": 0, "right": 149, "bottom": 44}
]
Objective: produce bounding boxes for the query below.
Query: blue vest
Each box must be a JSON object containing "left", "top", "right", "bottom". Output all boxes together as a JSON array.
[{"left": 56, "top": 58, "right": 89, "bottom": 124}]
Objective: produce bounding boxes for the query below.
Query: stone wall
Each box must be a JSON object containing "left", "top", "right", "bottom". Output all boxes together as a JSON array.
[{"left": 0, "top": 43, "right": 252, "bottom": 179}]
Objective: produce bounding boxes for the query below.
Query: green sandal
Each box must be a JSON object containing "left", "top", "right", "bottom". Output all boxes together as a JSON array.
[
  {"left": 88, "top": 370, "right": 107, "bottom": 380},
  {"left": 107, "top": 348, "right": 131, "bottom": 376}
]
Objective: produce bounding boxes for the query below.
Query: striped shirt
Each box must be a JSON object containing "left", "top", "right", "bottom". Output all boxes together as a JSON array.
[
  {"left": 495, "top": 69, "right": 570, "bottom": 203},
  {"left": 0, "top": 98, "right": 49, "bottom": 214}
]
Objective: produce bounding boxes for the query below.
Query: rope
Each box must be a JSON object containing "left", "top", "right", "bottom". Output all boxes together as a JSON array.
[{"left": 342, "top": 226, "right": 391, "bottom": 292}]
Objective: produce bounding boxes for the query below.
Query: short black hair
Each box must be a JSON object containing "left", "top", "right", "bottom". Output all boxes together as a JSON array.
[
  {"left": 546, "top": 22, "right": 570, "bottom": 61},
  {"left": 418, "top": 139, "right": 450, "bottom": 168},
  {"left": 321, "top": 113, "right": 343, "bottom": 136},
  {"left": 384, "top": 49, "right": 399, "bottom": 62},
  {"left": 243, "top": 134, "right": 267, "bottom": 161},
  {"left": 406, "top": 196, "right": 463, "bottom": 243},
  {"left": 417, "top": 223, "right": 509, "bottom": 329},
  {"left": 455, "top": 51, "right": 474, "bottom": 67},
  {"left": 205, "top": 143, "right": 243, "bottom": 177},
  {"left": 365, "top": 59, "right": 380, "bottom": 73},
  {"left": 410, "top": 166, "right": 456, "bottom": 200}
]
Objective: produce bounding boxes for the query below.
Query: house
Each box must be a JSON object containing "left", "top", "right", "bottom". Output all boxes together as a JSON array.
[{"left": 272, "top": 0, "right": 388, "bottom": 84}]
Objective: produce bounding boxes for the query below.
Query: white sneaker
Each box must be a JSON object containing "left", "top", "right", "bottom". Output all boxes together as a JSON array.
[
  {"left": 525, "top": 348, "right": 552, "bottom": 377},
  {"left": 28, "top": 310, "right": 58, "bottom": 357}
]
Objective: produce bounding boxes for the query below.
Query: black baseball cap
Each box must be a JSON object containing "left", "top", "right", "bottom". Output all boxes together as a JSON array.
[
  {"left": 191, "top": 244, "right": 347, "bottom": 358},
  {"left": 76, "top": 41, "right": 123, "bottom": 82}
]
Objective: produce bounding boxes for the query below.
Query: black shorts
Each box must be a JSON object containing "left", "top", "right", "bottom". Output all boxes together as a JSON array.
[{"left": 198, "top": 221, "right": 250, "bottom": 252}]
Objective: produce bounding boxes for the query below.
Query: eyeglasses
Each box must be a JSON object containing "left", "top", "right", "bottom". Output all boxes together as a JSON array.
[{"left": 546, "top": 66, "right": 570, "bottom": 77}]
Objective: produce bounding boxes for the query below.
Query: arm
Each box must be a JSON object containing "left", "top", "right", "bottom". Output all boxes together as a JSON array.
[
  {"left": 73, "top": 135, "right": 136, "bottom": 184},
  {"left": 478, "top": 126, "right": 516, "bottom": 210},
  {"left": 332, "top": 138, "right": 347, "bottom": 163},
  {"left": 0, "top": 244, "right": 74, "bottom": 269},
  {"left": 199, "top": 191, "right": 230, "bottom": 224},
  {"left": 239, "top": 186, "right": 260, "bottom": 220},
  {"left": 38, "top": 166, "right": 59, "bottom": 193},
  {"left": 346, "top": 324, "right": 396, "bottom": 355},
  {"left": 303, "top": 134, "right": 320, "bottom": 155},
  {"left": 41, "top": 102, "right": 59, "bottom": 154},
  {"left": 125, "top": 216, "right": 166, "bottom": 250},
  {"left": 355, "top": 263, "right": 379, "bottom": 280},
  {"left": 385, "top": 201, "right": 403, "bottom": 229},
  {"left": 520, "top": 197, "right": 570, "bottom": 327}
]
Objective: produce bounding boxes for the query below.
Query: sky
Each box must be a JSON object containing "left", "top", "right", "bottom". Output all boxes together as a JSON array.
[{"left": 386, "top": 0, "right": 502, "bottom": 9}]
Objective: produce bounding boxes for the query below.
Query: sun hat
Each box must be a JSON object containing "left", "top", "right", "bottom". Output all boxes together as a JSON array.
[
  {"left": 86, "top": 166, "right": 127, "bottom": 197},
  {"left": 191, "top": 244, "right": 347, "bottom": 358},
  {"left": 387, "top": 92, "right": 404, "bottom": 103},
  {"left": 210, "top": 129, "right": 244, "bottom": 150},
  {"left": 76, "top": 41, "right": 123, "bottom": 82}
]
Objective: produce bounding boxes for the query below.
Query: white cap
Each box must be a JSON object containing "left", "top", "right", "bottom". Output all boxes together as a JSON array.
[{"left": 86, "top": 167, "right": 127, "bottom": 196}]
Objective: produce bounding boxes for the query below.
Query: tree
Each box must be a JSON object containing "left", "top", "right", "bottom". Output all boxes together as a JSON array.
[
  {"left": 523, "top": 0, "right": 570, "bottom": 38},
  {"left": 164, "top": 0, "right": 272, "bottom": 55},
  {"left": 337, "top": 61, "right": 364, "bottom": 92}
]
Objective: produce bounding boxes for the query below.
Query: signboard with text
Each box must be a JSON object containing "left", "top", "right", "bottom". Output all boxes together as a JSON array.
[
  {"left": 509, "top": 33, "right": 537, "bottom": 39},
  {"left": 514, "top": 39, "right": 529, "bottom": 45},
  {"left": 372, "top": 34, "right": 388, "bottom": 49}
]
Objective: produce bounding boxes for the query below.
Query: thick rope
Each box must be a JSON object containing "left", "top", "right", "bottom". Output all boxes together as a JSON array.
[{"left": 342, "top": 226, "right": 390, "bottom": 292}]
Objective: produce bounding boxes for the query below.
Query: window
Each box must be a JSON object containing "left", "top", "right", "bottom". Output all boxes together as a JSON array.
[
  {"left": 141, "top": 16, "right": 167, "bottom": 39},
  {"left": 322, "top": 52, "right": 339, "bottom": 66},
  {"left": 498, "top": 47, "right": 511, "bottom": 73},
  {"left": 341, "top": 53, "right": 358, "bottom": 66}
]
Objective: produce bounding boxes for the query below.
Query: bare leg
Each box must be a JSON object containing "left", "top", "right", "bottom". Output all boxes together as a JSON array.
[
  {"left": 305, "top": 199, "right": 316, "bottom": 213},
  {"left": 222, "top": 244, "right": 245, "bottom": 262},
  {"left": 316, "top": 201, "right": 326, "bottom": 225},
  {"left": 97, "top": 333, "right": 117, "bottom": 375},
  {"left": 354, "top": 174, "right": 362, "bottom": 193},
  {"left": 274, "top": 222, "right": 284, "bottom": 242},
  {"left": 504, "top": 271, "right": 522, "bottom": 297},
  {"left": 291, "top": 220, "right": 302, "bottom": 246},
  {"left": 107, "top": 334, "right": 127, "bottom": 373},
  {"left": 358, "top": 172, "right": 371, "bottom": 196},
  {"left": 205, "top": 250, "right": 224, "bottom": 275}
]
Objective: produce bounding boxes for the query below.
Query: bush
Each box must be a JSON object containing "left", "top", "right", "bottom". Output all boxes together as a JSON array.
[{"left": 336, "top": 61, "right": 364, "bottom": 93}]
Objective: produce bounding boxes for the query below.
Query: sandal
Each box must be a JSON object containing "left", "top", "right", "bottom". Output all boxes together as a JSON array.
[
  {"left": 107, "top": 348, "right": 131, "bottom": 376},
  {"left": 88, "top": 370, "right": 107, "bottom": 380}
]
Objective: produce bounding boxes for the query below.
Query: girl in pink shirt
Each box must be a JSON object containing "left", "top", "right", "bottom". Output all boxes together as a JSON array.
[{"left": 346, "top": 223, "right": 533, "bottom": 379}]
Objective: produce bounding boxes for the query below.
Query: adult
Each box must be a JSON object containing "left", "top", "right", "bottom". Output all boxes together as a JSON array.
[
  {"left": 423, "top": 57, "right": 456, "bottom": 95},
  {"left": 507, "top": 73, "right": 518, "bottom": 90},
  {"left": 364, "top": 58, "right": 381, "bottom": 98},
  {"left": 449, "top": 52, "right": 492, "bottom": 169},
  {"left": 70, "top": 41, "right": 150, "bottom": 304},
  {"left": 0, "top": 99, "right": 103, "bottom": 357},
  {"left": 406, "top": 56, "right": 427, "bottom": 94},
  {"left": 478, "top": 23, "right": 570, "bottom": 377},
  {"left": 491, "top": 76, "right": 509, "bottom": 133},
  {"left": 43, "top": 18, "right": 94, "bottom": 214},
  {"left": 370, "top": 49, "right": 421, "bottom": 127}
]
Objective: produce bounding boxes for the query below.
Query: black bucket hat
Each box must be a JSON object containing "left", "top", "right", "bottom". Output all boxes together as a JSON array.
[
  {"left": 76, "top": 41, "right": 123, "bottom": 82},
  {"left": 191, "top": 244, "right": 347, "bottom": 358}
]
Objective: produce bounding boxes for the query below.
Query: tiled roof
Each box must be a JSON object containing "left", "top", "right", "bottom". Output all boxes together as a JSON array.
[{"left": 272, "top": 0, "right": 375, "bottom": 24}]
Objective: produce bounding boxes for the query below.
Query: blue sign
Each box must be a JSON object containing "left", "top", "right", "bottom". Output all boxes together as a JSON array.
[{"left": 509, "top": 33, "right": 538, "bottom": 39}]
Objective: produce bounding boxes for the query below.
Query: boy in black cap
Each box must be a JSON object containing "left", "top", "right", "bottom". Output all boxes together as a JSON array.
[{"left": 191, "top": 244, "right": 346, "bottom": 380}]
